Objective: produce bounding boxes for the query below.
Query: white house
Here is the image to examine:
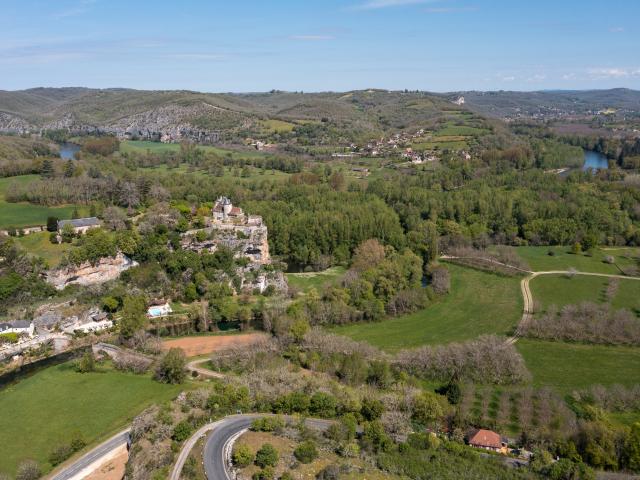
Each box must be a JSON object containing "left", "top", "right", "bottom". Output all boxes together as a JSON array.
[
  {"left": 57, "top": 217, "right": 101, "bottom": 235},
  {"left": 65, "top": 319, "right": 113, "bottom": 334},
  {"left": 0, "top": 321, "right": 35, "bottom": 337},
  {"left": 147, "top": 302, "right": 172, "bottom": 318}
]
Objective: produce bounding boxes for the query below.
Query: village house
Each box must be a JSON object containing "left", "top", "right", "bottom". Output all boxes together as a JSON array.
[
  {"left": 57, "top": 217, "right": 101, "bottom": 235},
  {"left": 0, "top": 320, "right": 35, "bottom": 337},
  {"left": 64, "top": 319, "right": 113, "bottom": 335},
  {"left": 467, "top": 429, "right": 508, "bottom": 454},
  {"left": 147, "top": 300, "right": 172, "bottom": 318}
]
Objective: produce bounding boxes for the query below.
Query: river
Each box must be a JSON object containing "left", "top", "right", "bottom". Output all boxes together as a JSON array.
[
  {"left": 583, "top": 150, "right": 609, "bottom": 171},
  {"left": 59, "top": 142, "right": 81, "bottom": 160}
]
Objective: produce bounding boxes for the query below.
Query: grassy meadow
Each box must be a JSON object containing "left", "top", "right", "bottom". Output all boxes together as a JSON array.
[
  {"left": 13, "top": 231, "right": 73, "bottom": 268},
  {"left": 517, "top": 339, "right": 640, "bottom": 394},
  {"left": 530, "top": 274, "right": 640, "bottom": 312},
  {"left": 332, "top": 265, "right": 521, "bottom": 351},
  {"left": 286, "top": 266, "right": 347, "bottom": 294},
  {"left": 514, "top": 246, "right": 639, "bottom": 274},
  {"left": 120, "top": 140, "right": 267, "bottom": 159},
  {"left": 0, "top": 361, "right": 183, "bottom": 476},
  {"left": 0, "top": 175, "right": 82, "bottom": 229}
]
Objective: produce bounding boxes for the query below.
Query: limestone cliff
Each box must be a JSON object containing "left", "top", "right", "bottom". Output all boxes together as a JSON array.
[{"left": 45, "top": 253, "right": 137, "bottom": 290}]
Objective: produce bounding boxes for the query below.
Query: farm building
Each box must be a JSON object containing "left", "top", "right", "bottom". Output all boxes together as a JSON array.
[
  {"left": 467, "top": 429, "right": 508, "bottom": 454},
  {"left": 57, "top": 217, "right": 101, "bottom": 235}
]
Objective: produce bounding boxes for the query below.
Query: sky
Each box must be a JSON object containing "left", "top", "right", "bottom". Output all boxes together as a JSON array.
[{"left": 1, "top": 0, "right": 639, "bottom": 92}]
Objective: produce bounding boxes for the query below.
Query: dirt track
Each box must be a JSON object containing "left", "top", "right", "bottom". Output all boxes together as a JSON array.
[{"left": 162, "top": 333, "right": 268, "bottom": 357}]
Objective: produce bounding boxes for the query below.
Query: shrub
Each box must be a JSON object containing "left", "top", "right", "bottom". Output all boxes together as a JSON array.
[
  {"left": 309, "top": 392, "right": 337, "bottom": 417},
  {"left": 255, "top": 443, "right": 279, "bottom": 468},
  {"left": 233, "top": 444, "right": 253, "bottom": 467},
  {"left": 294, "top": 440, "right": 318, "bottom": 464},
  {"left": 49, "top": 444, "right": 73, "bottom": 466},
  {"left": 76, "top": 351, "right": 95, "bottom": 373},
  {"left": 361, "top": 398, "right": 385, "bottom": 421},
  {"left": 251, "top": 416, "right": 285, "bottom": 433},
  {"left": 252, "top": 466, "right": 275, "bottom": 480},
  {"left": 155, "top": 348, "right": 186, "bottom": 384},
  {"left": 316, "top": 465, "right": 340, "bottom": 480},
  {"left": 172, "top": 421, "right": 193, "bottom": 442},
  {"left": 16, "top": 460, "right": 41, "bottom": 480},
  {"left": 0, "top": 332, "right": 19, "bottom": 344}
]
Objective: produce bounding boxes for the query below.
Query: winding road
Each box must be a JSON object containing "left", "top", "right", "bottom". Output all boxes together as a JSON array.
[
  {"left": 171, "top": 415, "right": 333, "bottom": 480},
  {"left": 49, "top": 429, "right": 130, "bottom": 480}
]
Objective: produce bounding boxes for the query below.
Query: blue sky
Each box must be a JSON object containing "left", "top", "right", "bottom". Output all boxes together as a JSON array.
[{"left": 1, "top": 0, "right": 639, "bottom": 92}]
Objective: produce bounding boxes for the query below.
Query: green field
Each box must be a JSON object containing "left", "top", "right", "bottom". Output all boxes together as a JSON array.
[
  {"left": 0, "top": 176, "right": 82, "bottom": 229},
  {"left": 530, "top": 274, "right": 640, "bottom": 312},
  {"left": 0, "top": 361, "right": 182, "bottom": 476},
  {"left": 120, "top": 140, "right": 267, "bottom": 159},
  {"left": 514, "top": 246, "right": 638, "bottom": 274},
  {"left": 332, "top": 265, "right": 521, "bottom": 351},
  {"left": 517, "top": 339, "right": 640, "bottom": 394},
  {"left": 286, "top": 266, "right": 347, "bottom": 293},
  {"left": 14, "top": 231, "right": 74, "bottom": 268}
]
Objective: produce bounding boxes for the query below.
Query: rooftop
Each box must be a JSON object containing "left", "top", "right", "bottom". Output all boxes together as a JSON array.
[{"left": 58, "top": 217, "right": 101, "bottom": 229}]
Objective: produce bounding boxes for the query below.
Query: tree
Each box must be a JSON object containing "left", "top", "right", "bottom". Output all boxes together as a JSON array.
[
  {"left": 255, "top": 443, "right": 279, "bottom": 468},
  {"left": 46, "top": 216, "right": 59, "bottom": 232},
  {"left": 361, "top": 398, "right": 385, "bottom": 421},
  {"left": 155, "top": 348, "right": 187, "bottom": 384},
  {"left": 233, "top": 444, "right": 254, "bottom": 467},
  {"left": 351, "top": 239, "right": 386, "bottom": 272},
  {"left": 412, "top": 391, "right": 445, "bottom": 427},
  {"left": 103, "top": 206, "right": 127, "bottom": 231},
  {"left": 624, "top": 422, "right": 640, "bottom": 471},
  {"left": 293, "top": 440, "right": 318, "bottom": 464},
  {"left": 64, "top": 159, "right": 75, "bottom": 177},
  {"left": 16, "top": 460, "right": 41, "bottom": 480},
  {"left": 76, "top": 351, "right": 95, "bottom": 373},
  {"left": 119, "top": 295, "right": 147, "bottom": 339},
  {"left": 61, "top": 223, "right": 75, "bottom": 243},
  {"left": 41, "top": 159, "right": 54, "bottom": 179},
  {"left": 172, "top": 420, "right": 193, "bottom": 441}
]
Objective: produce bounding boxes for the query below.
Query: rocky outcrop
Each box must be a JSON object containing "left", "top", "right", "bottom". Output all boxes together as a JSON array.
[
  {"left": 0, "top": 112, "right": 34, "bottom": 133},
  {"left": 45, "top": 252, "right": 137, "bottom": 290}
]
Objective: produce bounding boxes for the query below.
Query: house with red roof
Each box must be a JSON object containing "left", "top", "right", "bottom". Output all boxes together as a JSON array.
[{"left": 467, "top": 429, "right": 508, "bottom": 454}]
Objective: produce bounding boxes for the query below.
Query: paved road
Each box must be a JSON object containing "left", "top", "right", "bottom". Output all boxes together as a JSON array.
[
  {"left": 50, "top": 429, "right": 130, "bottom": 480},
  {"left": 171, "top": 415, "right": 332, "bottom": 480}
]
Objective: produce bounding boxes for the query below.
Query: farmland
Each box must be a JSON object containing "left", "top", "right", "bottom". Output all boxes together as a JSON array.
[
  {"left": 514, "top": 246, "right": 639, "bottom": 274},
  {"left": 0, "top": 175, "right": 81, "bottom": 229},
  {"left": 286, "top": 266, "right": 347, "bottom": 294},
  {"left": 14, "top": 231, "right": 74, "bottom": 268},
  {"left": 517, "top": 339, "right": 640, "bottom": 394},
  {"left": 332, "top": 265, "right": 521, "bottom": 351},
  {"left": 530, "top": 274, "right": 639, "bottom": 312},
  {"left": 0, "top": 361, "right": 183, "bottom": 476}
]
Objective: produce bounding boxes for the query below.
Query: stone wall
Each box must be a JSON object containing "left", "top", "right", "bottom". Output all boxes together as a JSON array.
[{"left": 45, "top": 252, "right": 137, "bottom": 290}]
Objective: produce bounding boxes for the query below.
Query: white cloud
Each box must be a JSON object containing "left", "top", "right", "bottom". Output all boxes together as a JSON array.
[
  {"left": 289, "top": 35, "right": 335, "bottom": 41},
  {"left": 561, "top": 73, "right": 576, "bottom": 80},
  {"left": 588, "top": 67, "right": 639, "bottom": 79},
  {"left": 351, "top": 0, "right": 436, "bottom": 11},
  {"left": 526, "top": 74, "right": 547, "bottom": 82},
  {"left": 609, "top": 26, "right": 625, "bottom": 33},
  {"left": 501, "top": 76, "right": 516, "bottom": 82}
]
